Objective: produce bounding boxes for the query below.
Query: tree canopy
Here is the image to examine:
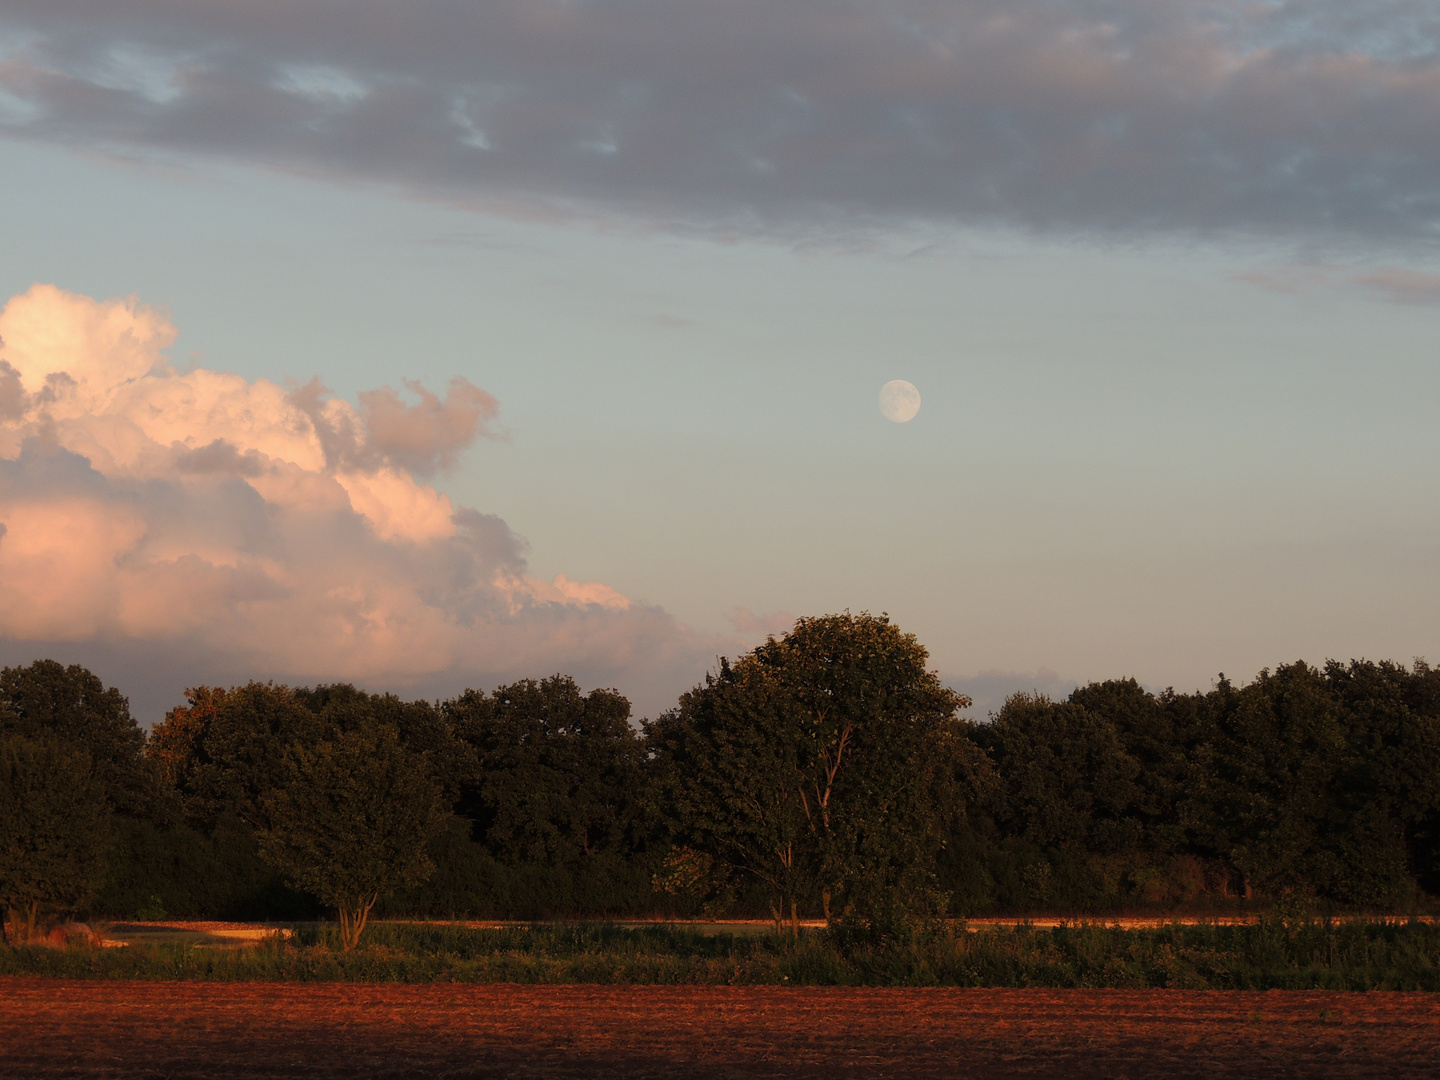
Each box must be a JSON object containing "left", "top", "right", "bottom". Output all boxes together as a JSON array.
[
  {"left": 0, "top": 734, "right": 111, "bottom": 940},
  {"left": 650, "top": 612, "right": 969, "bottom": 931},
  {"left": 256, "top": 723, "right": 446, "bottom": 949},
  {"left": 0, "top": 660, "right": 153, "bottom": 818},
  {"left": 6, "top": 631, "right": 1440, "bottom": 931}
]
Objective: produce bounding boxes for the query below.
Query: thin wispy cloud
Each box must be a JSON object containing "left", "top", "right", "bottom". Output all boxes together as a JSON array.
[
  {"left": 0, "top": 2, "right": 1438, "bottom": 239},
  {"left": 1356, "top": 268, "right": 1440, "bottom": 303},
  {"left": 1232, "top": 263, "right": 1440, "bottom": 302},
  {"left": 1232, "top": 268, "right": 1337, "bottom": 294}
]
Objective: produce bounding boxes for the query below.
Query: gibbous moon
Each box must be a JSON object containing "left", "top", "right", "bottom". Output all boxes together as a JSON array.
[{"left": 879, "top": 379, "right": 921, "bottom": 423}]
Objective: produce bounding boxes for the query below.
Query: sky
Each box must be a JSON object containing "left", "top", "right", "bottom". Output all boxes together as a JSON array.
[{"left": 0, "top": 1, "right": 1438, "bottom": 723}]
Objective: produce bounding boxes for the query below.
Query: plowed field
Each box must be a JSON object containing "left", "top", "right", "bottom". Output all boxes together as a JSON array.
[{"left": 3, "top": 978, "right": 1437, "bottom": 1078}]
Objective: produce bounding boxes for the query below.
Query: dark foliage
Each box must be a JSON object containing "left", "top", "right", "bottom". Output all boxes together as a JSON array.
[
  {"left": 257, "top": 722, "right": 447, "bottom": 947},
  {"left": 0, "top": 734, "right": 111, "bottom": 938},
  {"left": 962, "top": 660, "right": 1440, "bottom": 913},
  {"left": 5, "top": 632, "right": 1440, "bottom": 927},
  {"left": 442, "top": 675, "right": 652, "bottom": 917},
  {"left": 0, "top": 660, "right": 156, "bottom": 818},
  {"left": 647, "top": 613, "right": 970, "bottom": 933}
]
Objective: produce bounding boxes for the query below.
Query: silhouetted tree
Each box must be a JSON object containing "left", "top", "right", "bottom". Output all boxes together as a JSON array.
[
  {"left": 0, "top": 735, "right": 111, "bottom": 941},
  {"left": 978, "top": 693, "right": 1145, "bottom": 907},
  {"left": 294, "top": 685, "right": 477, "bottom": 807},
  {"left": 1067, "top": 679, "right": 1200, "bottom": 855},
  {"left": 0, "top": 660, "right": 154, "bottom": 817},
  {"left": 256, "top": 723, "right": 445, "bottom": 949},
  {"left": 441, "top": 676, "right": 646, "bottom": 915},
  {"left": 650, "top": 613, "right": 968, "bottom": 933},
  {"left": 648, "top": 654, "right": 813, "bottom": 930},
  {"left": 1315, "top": 660, "right": 1440, "bottom": 904},
  {"left": 449, "top": 676, "right": 639, "bottom": 863},
  {"left": 147, "top": 685, "right": 227, "bottom": 802},
  {"left": 182, "top": 683, "right": 329, "bottom": 828},
  {"left": 1194, "top": 664, "right": 1352, "bottom": 898}
]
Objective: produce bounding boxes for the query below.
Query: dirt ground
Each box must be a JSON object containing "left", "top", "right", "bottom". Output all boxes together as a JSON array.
[{"left": 3, "top": 978, "right": 1438, "bottom": 1079}]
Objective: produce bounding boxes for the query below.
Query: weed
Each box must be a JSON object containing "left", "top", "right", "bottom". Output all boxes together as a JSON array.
[{"left": 3, "top": 920, "right": 1438, "bottom": 989}]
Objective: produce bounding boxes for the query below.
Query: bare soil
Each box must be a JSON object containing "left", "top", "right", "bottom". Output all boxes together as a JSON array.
[{"left": 3, "top": 978, "right": 1438, "bottom": 1078}]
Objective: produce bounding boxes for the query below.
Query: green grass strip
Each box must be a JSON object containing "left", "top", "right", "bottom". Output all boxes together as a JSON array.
[{"left": 4, "top": 920, "right": 1438, "bottom": 990}]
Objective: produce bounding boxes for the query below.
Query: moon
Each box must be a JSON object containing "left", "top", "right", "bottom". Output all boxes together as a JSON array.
[{"left": 879, "top": 379, "right": 921, "bottom": 423}]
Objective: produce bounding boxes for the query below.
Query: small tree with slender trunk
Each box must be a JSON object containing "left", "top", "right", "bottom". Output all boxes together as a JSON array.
[
  {"left": 256, "top": 723, "right": 445, "bottom": 950},
  {"left": 0, "top": 735, "right": 111, "bottom": 943}
]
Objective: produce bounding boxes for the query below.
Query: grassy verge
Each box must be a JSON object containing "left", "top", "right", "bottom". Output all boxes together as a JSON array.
[{"left": 3, "top": 920, "right": 1438, "bottom": 990}]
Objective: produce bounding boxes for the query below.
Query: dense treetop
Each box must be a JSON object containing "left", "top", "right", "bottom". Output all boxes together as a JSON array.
[{"left": 4, "top": 624, "right": 1440, "bottom": 930}]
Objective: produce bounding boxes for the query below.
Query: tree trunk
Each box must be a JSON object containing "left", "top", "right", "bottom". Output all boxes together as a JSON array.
[
  {"left": 790, "top": 899, "right": 800, "bottom": 939},
  {"left": 338, "top": 893, "right": 381, "bottom": 950}
]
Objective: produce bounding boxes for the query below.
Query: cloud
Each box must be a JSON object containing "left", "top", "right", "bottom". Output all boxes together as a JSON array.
[
  {"left": 1231, "top": 263, "right": 1440, "bottom": 302},
  {"left": 1, "top": 2, "right": 1439, "bottom": 240},
  {"left": 1232, "top": 268, "right": 1335, "bottom": 294},
  {"left": 1355, "top": 268, "right": 1440, "bottom": 303},
  {"left": 0, "top": 284, "right": 722, "bottom": 718},
  {"left": 289, "top": 375, "right": 499, "bottom": 478},
  {"left": 360, "top": 378, "right": 499, "bottom": 475}
]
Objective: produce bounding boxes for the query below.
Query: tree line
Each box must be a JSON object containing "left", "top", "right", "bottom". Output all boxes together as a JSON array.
[{"left": 4, "top": 613, "right": 1439, "bottom": 946}]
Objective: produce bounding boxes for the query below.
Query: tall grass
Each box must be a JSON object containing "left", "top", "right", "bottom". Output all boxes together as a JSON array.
[{"left": 3, "top": 919, "right": 1438, "bottom": 989}]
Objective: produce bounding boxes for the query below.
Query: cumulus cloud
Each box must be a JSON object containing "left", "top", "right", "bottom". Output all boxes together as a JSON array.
[
  {"left": 360, "top": 378, "right": 499, "bottom": 474},
  {"left": 0, "top": 284, "right": 720, "bottom": 717},
  {"left": 289, "top": 375, "right": 499, "bottom": 478},
  {"left": 0, "top": 2, "right": 1439, "bottom": 239}
]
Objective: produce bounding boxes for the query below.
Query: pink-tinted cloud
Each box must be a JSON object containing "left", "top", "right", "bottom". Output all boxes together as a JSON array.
[
  {"left": 1356, "top": 268, "right": 1440, "bottom": 303},
  {"left": 1233, "top": 265, "right": 1440, "bottom": 304},
  {"left": 0, "top": 284, "right": 723, "bottom": 717},
  {"left": 360, "top": 378, "right": 499, "bottom": 475},
  {"left": 288, "top": 375, "right": 499, "bottom": 478}
]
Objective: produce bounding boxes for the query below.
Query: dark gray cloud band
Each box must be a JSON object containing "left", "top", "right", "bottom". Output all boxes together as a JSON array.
[{"left": 2, "top": 2, "right": 1439, "bottom": 238}]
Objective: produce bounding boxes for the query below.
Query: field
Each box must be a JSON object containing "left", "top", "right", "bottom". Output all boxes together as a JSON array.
[
  {"left": 10, "top": 919, "right": 1440, "bottom": 991},
  {"left": 7, "top": 920, "right": 1439, "bottom": 1077},
  {"left": 3, "top": 977, "right": 1438, "bottom": 1078}
]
